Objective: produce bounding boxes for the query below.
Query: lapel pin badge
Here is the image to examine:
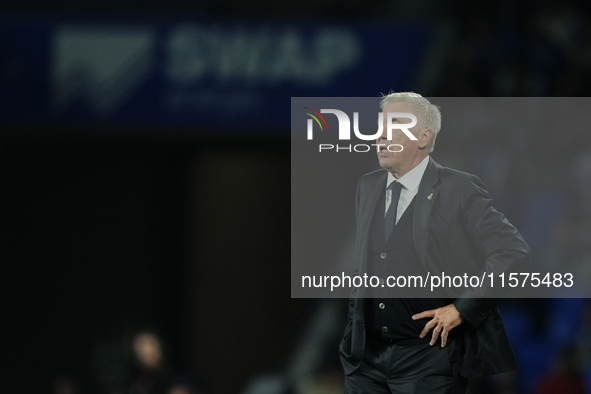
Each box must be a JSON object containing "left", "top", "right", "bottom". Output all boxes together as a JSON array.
[{"left": 427, "top": 193, "right": 433, "bottom": 200}]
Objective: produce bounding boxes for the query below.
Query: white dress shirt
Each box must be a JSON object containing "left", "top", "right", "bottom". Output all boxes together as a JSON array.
[{"left": 385, "top": 155, "right": 430, "bottom": 224}]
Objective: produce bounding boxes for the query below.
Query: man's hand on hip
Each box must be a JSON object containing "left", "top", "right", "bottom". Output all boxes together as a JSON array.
[{"left": 412, "top": 304, "right": 464, "bottom": 348}]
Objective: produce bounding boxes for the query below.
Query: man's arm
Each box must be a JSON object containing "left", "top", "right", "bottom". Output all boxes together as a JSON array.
[
  {"left": 347, "top": 178, "right": 363, "bottom": 323},
  {"left": 453, "top": 174, "right": 530, "bottom": 324},
  {"left": 414, "top": 174, "right": 531, "bottom": 346}
]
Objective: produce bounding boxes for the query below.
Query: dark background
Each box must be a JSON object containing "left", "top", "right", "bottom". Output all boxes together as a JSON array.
[
  {"left": 2, "top": 1, "right": 591, "bottom": 394},
  {"left": 1, "top": 131, "right": 298, "bottom": 393}
]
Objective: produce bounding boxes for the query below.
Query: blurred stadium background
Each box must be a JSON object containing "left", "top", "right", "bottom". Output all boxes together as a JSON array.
[{"left": 2, "top": 0, "right": 591, "bottom": 393}]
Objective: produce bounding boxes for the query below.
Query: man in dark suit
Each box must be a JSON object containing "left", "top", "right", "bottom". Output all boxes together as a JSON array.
[{"left": 339, "top": 93, "right": 531, "bottom": 393}]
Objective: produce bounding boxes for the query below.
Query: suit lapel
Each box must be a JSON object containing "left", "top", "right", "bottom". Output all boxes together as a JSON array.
[
  {"left": 362, "top": 171, "right": 388, "bottom": 238},
  {"left": 413, "top": 156, "right": 440, "bottom": 266},
  {"left": 357, "top": 171, "right": 387, "bottom": 269}
]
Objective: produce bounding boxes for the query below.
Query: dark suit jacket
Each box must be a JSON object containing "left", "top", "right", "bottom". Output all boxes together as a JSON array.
[{"left": 339, "top": 156, "right": 531, "bottom": 378}]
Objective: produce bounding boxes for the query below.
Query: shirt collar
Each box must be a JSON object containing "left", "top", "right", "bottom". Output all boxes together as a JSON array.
[{"left": 386, "top": 155, "right": 430, "bottom": 192}]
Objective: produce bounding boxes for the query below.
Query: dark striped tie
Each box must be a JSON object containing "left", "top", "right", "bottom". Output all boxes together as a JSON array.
[{"left": 385, "top": 181, "right": 403, "bottom": 241}]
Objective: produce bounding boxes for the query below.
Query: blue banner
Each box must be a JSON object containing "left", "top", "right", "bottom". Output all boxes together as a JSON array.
[{"left": 0, "top": 17, "right": 431, "bottom": 130}]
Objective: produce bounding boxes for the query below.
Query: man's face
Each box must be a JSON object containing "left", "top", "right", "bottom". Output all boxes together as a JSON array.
[{"left": 377, "top": 102, "right": 428, "bottom": 176}]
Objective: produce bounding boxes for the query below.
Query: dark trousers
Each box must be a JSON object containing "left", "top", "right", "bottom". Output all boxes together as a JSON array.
[{"left": 344, "top": 334, "right": 468, "bottom": 394}]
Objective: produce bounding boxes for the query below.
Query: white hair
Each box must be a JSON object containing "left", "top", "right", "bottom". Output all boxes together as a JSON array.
[{"left": 379, "top": 92, "right": 441, "bottom": 153}]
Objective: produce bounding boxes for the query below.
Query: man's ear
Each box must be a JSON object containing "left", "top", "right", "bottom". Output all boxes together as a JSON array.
[{"left": 418, "top": 128, "right": 432, "bottom": 150}]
